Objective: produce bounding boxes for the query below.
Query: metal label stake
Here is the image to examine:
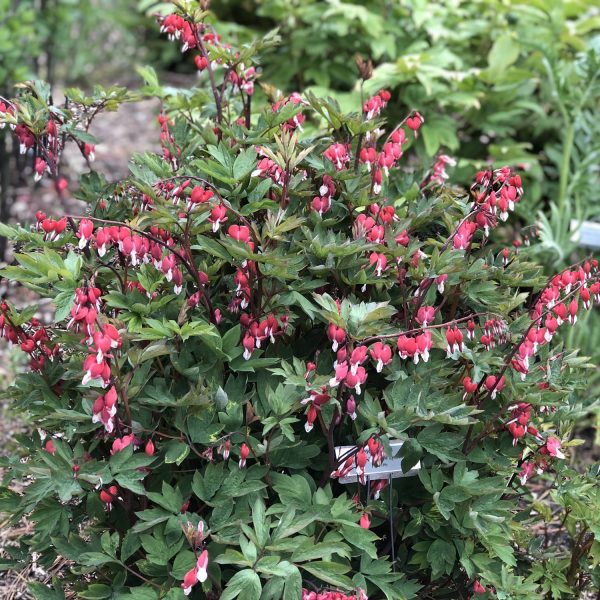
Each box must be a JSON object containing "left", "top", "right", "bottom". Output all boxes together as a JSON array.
[{"left": 334, "top": 440, "right": 420, "bottom": 566}]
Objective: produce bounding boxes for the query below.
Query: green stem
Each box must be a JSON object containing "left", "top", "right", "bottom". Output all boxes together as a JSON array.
[{"left": 558, "top": 123, "right": 574, "bottom": 219}]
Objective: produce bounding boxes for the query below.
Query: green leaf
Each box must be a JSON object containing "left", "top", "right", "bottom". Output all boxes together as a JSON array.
[
  {"left": 28, "top": 581, "right": 66, "bottom": 600},
  {"left": 417, "top": 425, "right": 464, "bottom": 462},
  {"left": 78, "top": 552, "right": 120, "bottom": 567},
  {"left": 301, "top": 561, "right": 354, "bottom": 590},
  {"left": 121, "top": 530, "right": 141, "bottom": 562},
  {"left": 164, "top": 441, "right": 190, "bottom": 466},
  {"left": 220, "top": 569, "right": 262, "bottom": 600},
  {"left": 283, "top": 565, "right": 303, "bottom": 600},
  {"left": 340, "top": 524, "right": 379, "bottom": 559},
  {"left": 171, "top": 550, "right": 196, "bottom": 579},
  {"left": 487, "top": 33, "right": 520, "bottom": 79},
  {"left": 252, "top": 496, "right": 269, "bottom": 547},
  {"left": 272, "top": 474, "right": 312, "bottom": 509},
  {"left": 233, "top": 147, "right": 258, "bottom": 180},
  {"left": 147, "top": 482, "right": 183, "bottom": 514},
  {"left": 78, "top": 584, "right": 113, "bottom": 599},
  {"left": 427, "top": 539, "right": 456, "bottom": 579}
]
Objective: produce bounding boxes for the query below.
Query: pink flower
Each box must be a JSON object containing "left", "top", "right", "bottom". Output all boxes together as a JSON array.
[
  {"left": 359, "top": 513, "right": 371, "bottom": 529},
  {"left": 416, "top": 306, "right": 435, "bottom": 327},
  {"left": 311, "top": 195, "right": 331, "bottom": 216},
  {"left": 301, "top": 387, "right": 330, "bottom": 407},
  {"left": 182, "top": 567, "right": 198, "bottom": 596},
  {"left": 145, "top": 440, "right": 155, "bottom": 456},
  {"left": 327, "top": 323, "right": 346, "bottom": 352},
  {"left": 406, "top": 112, "right": 424, "bottom": 132},
  {"left": 228, "top": 224, "right": 251, "bottom": 244},
  {"left": 34, "top": 157, "right": 47, "bottom": 182},
  {"left": 84, "top": 143, "right": 95, "bottom": 162},
  {"left": 344, "top": 365, "right": 367, "bottom": 395},
  {"left": 395, "top": 229, "right": 409, "bottom": 247},
  {"left": 542, "top": 436, "right": 565, "bottom": 459},
  {"left": 568, "top": 298, "right": 578, "bottom": 325},
  {"left": 367, "top": 437, "right": 385, "bottom": 467},
  {"left": 350, "top": 346, "right": 368, "bottom": 374},
  {"left": 435, "top": 274, "right": 448, "bottom": 294},
  {"left": 372, "top": 168, "right": 383, "bottom": 195},
  {"left": 462, "top": 377, "right": 478, "bottom": 399},
  {"left": 363, "top": 90, "right": 390, "bottom": 120},
  {"left": 366, "top": 225, "right": 385, "bottom": 245},
  {"left": 346, "top": 396, "right": 357, "bottom": 420},
  {"left": 111, "top": 434, "right": 136, "bottom": 455},
  {"left": 483, "top": 374, "right": 505, "bottom": 399},
  {"left": 453, "top": 221, "right": 477, "bottom": 250},
  {"left": 305, "top": 404, "right": 318, "bottom": 432},
  {"left": 239, "top": 443, "right": 249, "bottom": 468},
  {"left": 92, "top": 386, "right": 118, "bottom": 432},
  {"left": 82, "top": 354, "right": 111, "bottom": 387},
  {"left": 466, "top": 319, "right": 476, "bottom": 340},
  {"left": 242, "top": 334, "right": 255, "bottom": 360},
  {"left": 188, "top": 185, "right": 213, "bottom": 210},
  {"left": 323, "top": 143, "right": 350, "bottom": 171},
  {"left": 319, "top": 175, "right": 336, "bottom": 198},
  {"left": 369, "top": 252, "right": 387, "bottom": 276},
  {"left": 100, "top": 485, "right": 119, "bottom": 511},
  {"left": 369, "top": 342, "right": 392, "bottom": 372},
  {"left": 414, "top": 331, "right": 431, "bottom": 363},
  {"left": 208, "top": 205, "right": 228, "bottom": 232},
  {"left": 356, "top": 447, "right": 367, "bottom": 471},
  {"left": 445, "top": 326, "right": 464, "bottom": 356},
  {"left": 508, "top": 422, "right": 525, "bottom": 446},
  {"left": 360, "top": 147, "right": 377, "bottom": 172},
  {"left": 397, "top": 335, "right": 416, "bottom": 361},
  {"left": 329, "top": 361, "right": 349, "bottom": 388},
  {"left": 426, "top": 154, "right": 456, "bottom": 186},
  {"left": 77, "top": 219, "right": 94, "bottom": 249},
  {"left": 580, "top": 287, "right": 591, "bottom": 310},
  {"left": 519, "top": 461, "right": 535, "bottom": 485},
  {"left": 196, "top": 549, "right": 209, "bottom": 583}
]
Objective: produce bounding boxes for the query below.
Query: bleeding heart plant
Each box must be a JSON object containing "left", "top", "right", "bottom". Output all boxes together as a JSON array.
[{"left": 0, "top": 2, "right": 598, "bottom": 599}]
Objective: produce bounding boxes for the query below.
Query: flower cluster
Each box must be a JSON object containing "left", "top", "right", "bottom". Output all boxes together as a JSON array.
[
  {"left": 92, "top": 386, "right": 119, "bottom": 433},
  {"left": 423, "top": 154, "right": 456, "bottom": 187},
  {"left": 252, "top": 146, "right": 285, "bottom": 185},
  {"left": 35, "top": 212, "right": 68, "bottom": 241},
  {"left": 362, "top": 89, "right": 391, "bottom": 120},
  {"left": 512, "top": 263, "right": 598, "bottom": 381},
  {"left": 182, "top": 550, "right": 209, "bottom": 596},
  {"left": 302, "top": 588, "right": 368, "bottom": 600},
  {"left": 356, "top": 118, "right": 410, "bottom": 195},
  {"left": 0, "top": 101, "right": 95, "bottom": 187},
  {"left": 273, "top": 92, "right": 307, "bottom": 131},
  {"left": 0, "top": 304, "right": 57, "bottom": 371},
  {"left": 311, "top": 175, "right": 336, "bottom": 216},
  {"left": 240, "top": 312, "right": 286, "bottom": 360},
  {"left": 450, "top": 168, "right": 525, "bottom": 251},
  {"left": 99, "top": 485, "right": 120, "bottom": 511}
]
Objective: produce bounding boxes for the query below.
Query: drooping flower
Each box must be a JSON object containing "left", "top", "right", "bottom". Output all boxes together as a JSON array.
[
  {"left": 369, "top": 342, "right": 392, "bottom": 372},
  {"left": 239, "top": 442, "right": 249, "bottom": 468},
  {"left": 323, "top": 143, "right": 350, "bottom": 171}
]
